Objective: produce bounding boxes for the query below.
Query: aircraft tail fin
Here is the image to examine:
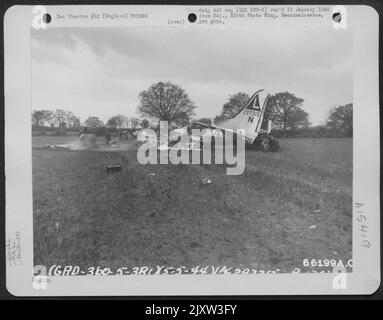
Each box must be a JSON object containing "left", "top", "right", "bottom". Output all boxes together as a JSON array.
[{"left": 220, "top": 90, "right": 269, "bottom": 142}]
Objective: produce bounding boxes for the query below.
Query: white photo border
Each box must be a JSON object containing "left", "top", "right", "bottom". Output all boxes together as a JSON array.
[{"left": 4, "top": 5, "right": 380, "bottom": 296}]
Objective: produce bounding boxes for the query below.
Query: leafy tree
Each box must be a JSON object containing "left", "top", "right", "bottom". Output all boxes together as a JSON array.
[
  {"left": 214, "top": 92, "right": 250, "bottom": 124},
  {"left": 326, "top": 103, "right": 353, "bottom": 137},
  {"left": 196, "top": 118, "right": 212, "bottom": 126},
  {"left": 138, "top": 81, "right": 196, "bottom": 127},
  {"left": 141, "top": 119, "right": 150, "bottom": 129},
  {"left": 84, "top": 116, "right": 104, "bottom": 128},
  {"left": 107, "top": 114, "right": 128, "bottom": 129},
  {"left": 287, "top": 108, "right": 310, "bottom": 130},
  {"left": 268, "top": 92, "right": 309, "bottom": 138}
]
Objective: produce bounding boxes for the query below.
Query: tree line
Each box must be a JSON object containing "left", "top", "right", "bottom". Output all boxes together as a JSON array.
[
  {"left": 32, "top": 81, "right": 352, "bottom": 138},
  {"left": 32, "top": 109, "right": 81, "bottom": 128},
  {"left": 210, "top": 91, "right": 352, "bottom": 138},
  {"left": 32, "top": 109, "right": 142, "bottom": 136}
]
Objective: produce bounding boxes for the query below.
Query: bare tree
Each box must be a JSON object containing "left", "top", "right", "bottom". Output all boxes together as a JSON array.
[
  {"left": 129, "top": 117, "right": 141, "bottom": 129},
  {"left": 65, "top": 111, "right": 81, "bottom": 128},
  {"left": 138, "top": 81, "right": 196, "bottom": 127},
  {"left": 32, "top": 110, "right": 51, "bottom": 128},
  {"left": 32, "top": 109, "right": 82, "bottom": 129},
  {"left": 54, "top": 109, "right": 69, "bottom": 127},
  {"left": 45, "top": 110, "right": 56, "bottom": 128}
]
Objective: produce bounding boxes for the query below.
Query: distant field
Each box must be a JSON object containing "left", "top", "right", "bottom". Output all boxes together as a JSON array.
[{"left": 33, "top": 137, "right": 352, "bottom": 273}]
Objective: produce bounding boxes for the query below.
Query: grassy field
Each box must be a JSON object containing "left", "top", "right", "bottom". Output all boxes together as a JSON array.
[{"left": 33, "top": 137, "right": 352, "bottom": 273}]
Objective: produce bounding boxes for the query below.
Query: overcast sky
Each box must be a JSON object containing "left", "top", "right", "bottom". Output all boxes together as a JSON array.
[{"left": 31, "top": 27, "right": 352, "bottom": 125}]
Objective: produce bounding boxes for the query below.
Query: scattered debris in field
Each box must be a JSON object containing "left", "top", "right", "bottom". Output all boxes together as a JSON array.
[
  {"left": 106, "top": 165, "right": 122, "bottom": 173},
  {"left": 33, "top": 137, "right": 352, "bottom": 274},
  {"left": 244, "top": 243, "right": 258, "bottom": 250},
  {"left": 57, "top": 235, "right": 63, "bottom": 248},
  {"left": 45, "top": 143, "right": 72, "bottom": 149},
  {"left": 201, "top": 177, "right": 212, "bottom": 185}
]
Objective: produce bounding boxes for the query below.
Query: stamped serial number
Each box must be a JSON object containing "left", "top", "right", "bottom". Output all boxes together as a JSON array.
[
  {"left": 47, "top": 265, "right": 281, "bottom": 276},
  {"left": 302, "top": 258, "right": 353, "bottom": 268}
]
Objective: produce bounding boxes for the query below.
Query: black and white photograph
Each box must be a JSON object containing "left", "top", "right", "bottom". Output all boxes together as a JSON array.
[
  {"left": 31, "top": 25, "right": 354, "bottom": 274},
  {"left": 4, "top": 5, "right": 380, "bottom": 296}
]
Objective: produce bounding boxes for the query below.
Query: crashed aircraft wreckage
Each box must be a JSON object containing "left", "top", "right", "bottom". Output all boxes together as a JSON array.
[
  {"left": 136, "top": 89, "right": 279, "bottom": 175},
  {"left": 138, "top": 89, "right": 279, "bottom": 152}
]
